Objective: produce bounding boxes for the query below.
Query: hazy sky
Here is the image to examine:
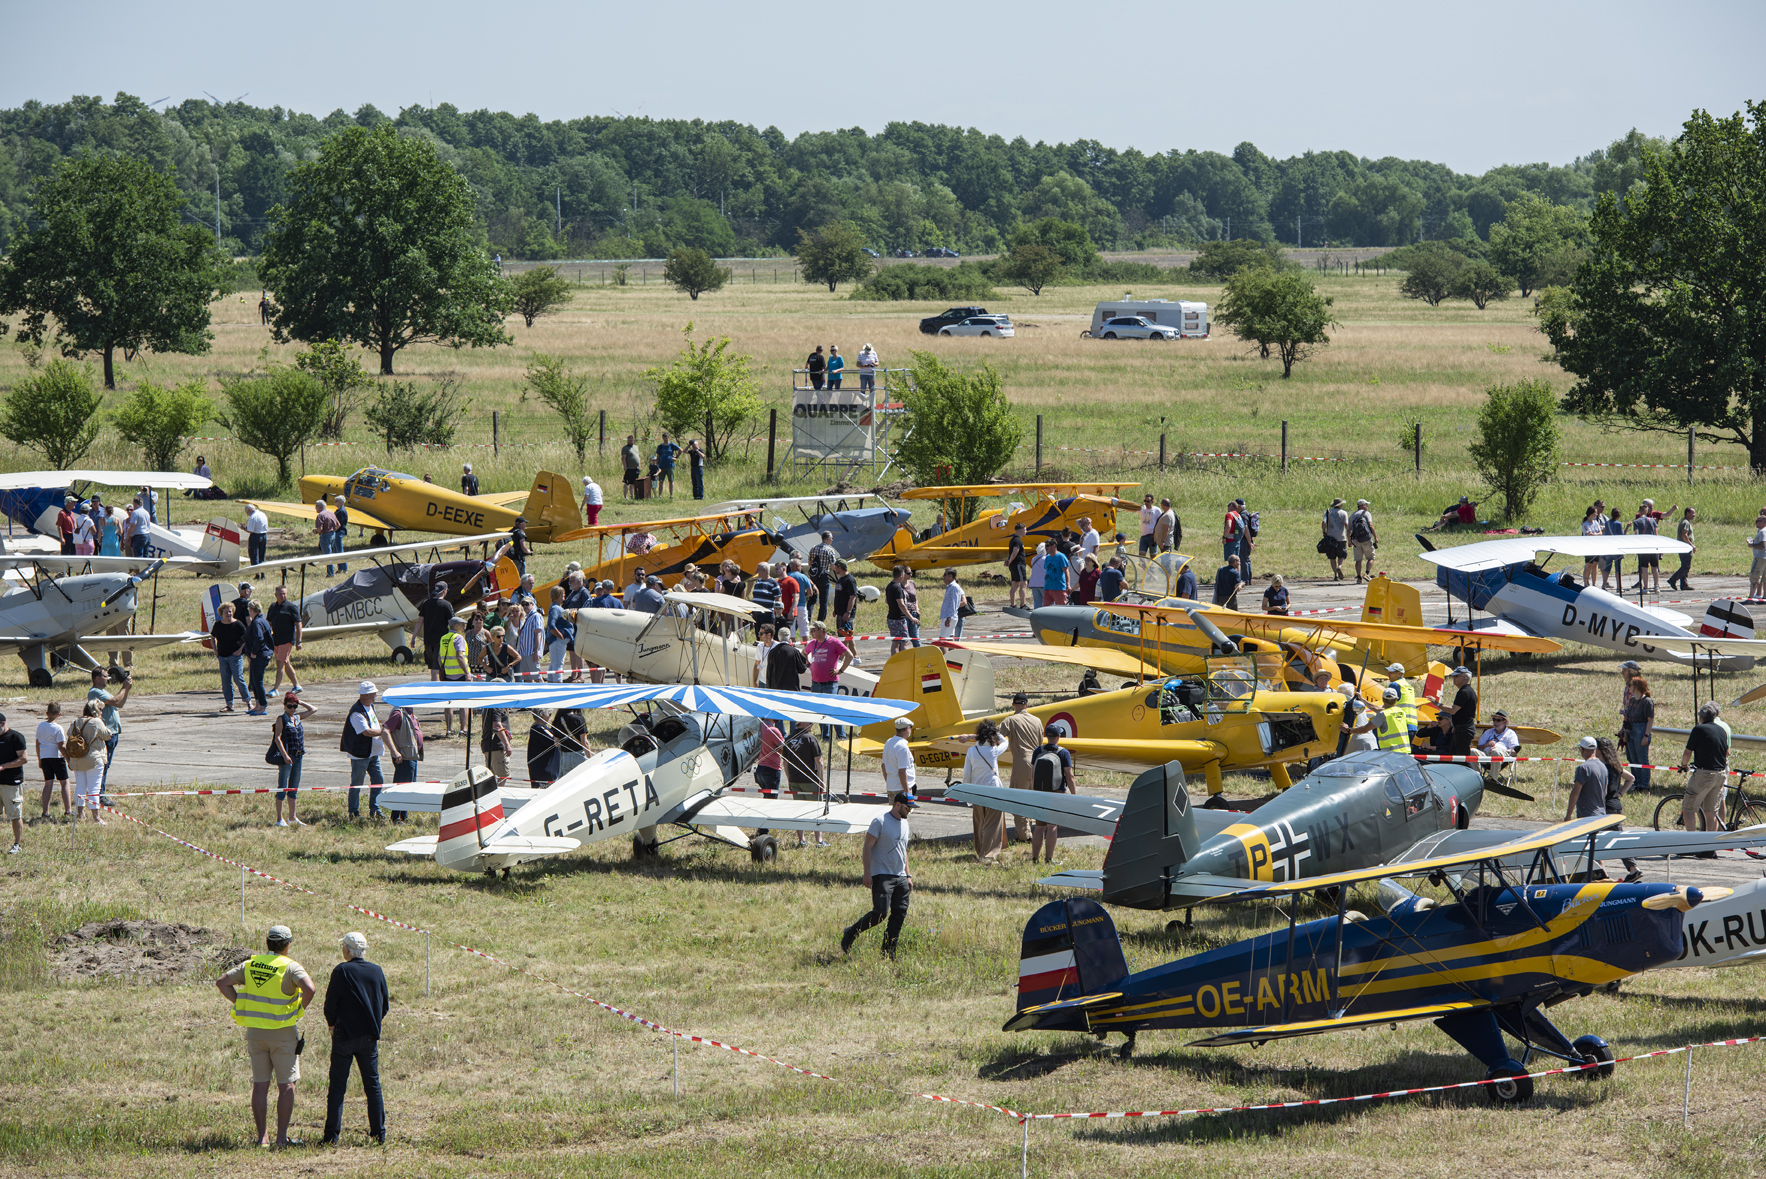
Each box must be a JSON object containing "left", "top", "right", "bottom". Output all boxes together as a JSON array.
[{"left": 10, "top": 0, "right": 1761, "bottom": 174}]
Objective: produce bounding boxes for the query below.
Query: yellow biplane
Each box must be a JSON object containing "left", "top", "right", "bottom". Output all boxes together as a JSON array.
[
  {"left": 868, "top": 483, "right": 1140, "bottom": 572},
  {"left": 513, "top": 507, "right": 782, "bottom": 598}
]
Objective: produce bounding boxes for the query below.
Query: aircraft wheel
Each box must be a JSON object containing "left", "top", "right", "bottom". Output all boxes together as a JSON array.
[
  {"left": 750, "top": 835, "right": 778, "bottom": 864},
  {"left": 1571, "top": 1036, "right": 1615, "bottom": 1080},
  {"left": 1603, "top": 980, "right": 1623, "bottom": 996},
  {"left": 1485, "top": 1066, "right": 1534, "bottom": 1104},
  {"left": 391, "top": 645, "right": 413, "bottom": 666},
  {"left": 27, "top": 668, "right": 52, "bottom": 688},
  {"left": 1116, "top": 1033, "right": 1136, "bottom": 1060},
  {"left": 631, "top": 835, "right": 659, "bottom": 860}
]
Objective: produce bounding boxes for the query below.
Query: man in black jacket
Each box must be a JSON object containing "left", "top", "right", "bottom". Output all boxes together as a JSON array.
[{"left": 321, "top": 931, "right": 390, "bottom": 1145}]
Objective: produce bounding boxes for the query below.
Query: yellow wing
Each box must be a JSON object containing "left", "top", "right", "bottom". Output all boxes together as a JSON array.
[
  {"left": 1109, "top": 601, "right": 1562, "bottom": 655},
  {"left": 475, "top": 489, "right": 531, "bottom": 508},
  {"left": 946, "top": 640, "right": 1162, "bottom": 680},
  {"left": 239, "top": 499, "right": 397, "bottom": 533},
  {"left": 1186, "top": 1000, "right": 1493, "bottom": 1048}
]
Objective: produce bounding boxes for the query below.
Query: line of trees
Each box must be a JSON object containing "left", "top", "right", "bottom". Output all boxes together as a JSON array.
[{"left": 0, "top": 93, "right": 1661, "bottom": 261}]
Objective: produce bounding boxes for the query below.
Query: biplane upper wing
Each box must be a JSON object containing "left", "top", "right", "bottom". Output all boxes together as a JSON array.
[
  {"left": 1185, "top": 1001, "right": 1494, "bottom": 1048},
  {"left": 1103, "top": 600, "right": 1563, "bottom": 655},
  {"left": 0, "top": 470, "right": 213, "bottom": 491},
  {"left": 550, "top": 508, "right": 775, "bottom": 545},
  {"left": 240, "top": 532, "right": 511, "bottom": 575},
  {"left": 1386, "top": 822, "right": 1766, "bottom": 866},
  {"left": 942, "top": 639, "right": 1163, "bottom": 679},
  {"left": 240, "top": 499, "right": 397, "bottom": 533},
  {"left": 1418, "top": 534, "right": 1689, "bottom": 573},
  {"left": 1215, "top": 815, "right": 1623, "bottom": 901}
]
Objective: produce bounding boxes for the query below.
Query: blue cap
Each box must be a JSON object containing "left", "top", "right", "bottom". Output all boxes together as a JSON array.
[
  {"left": 1451, "top": 666, "right": 1472, "bottom": 677},
  {"left": 894, "top": 793, "right": 919, "bottom": 809}
]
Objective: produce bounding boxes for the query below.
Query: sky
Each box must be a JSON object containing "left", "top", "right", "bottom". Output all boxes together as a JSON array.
[{"left": 9, "top": 0, "right": 1762, "bottom": 174}]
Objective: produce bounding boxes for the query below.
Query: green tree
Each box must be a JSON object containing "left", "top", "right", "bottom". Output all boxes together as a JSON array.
[
  {"left": 1468, "top": 379, "right": 1560, "bottom": 520},
  {"left": 112, "top": 379, "right": 212, "bottom": 472},
  {"left": 1009, "top": 218, "right": 1097, "bottom": 269},
  {"left": 0, "top": 359, "right": 104, "bottom": 468},
  {"left": 521, "top": 354, "right": 594, "bottom": 466},
  {"left": 894, "top": 352, "right": 1022, "bottom": 507},
  {"left": 1188, "top": 239, "right": 1286, "bottom": 279},
  {"left": 662, "top": 248, "right": 729, "bottom": 301},
  {"left": 1553, "top": 102, "right": 1766, "bottom": 470},
  {"left": 363, "top": 374, "right": 471, "bottom": 455},
  {"left": 795, "top": 223, "right": 873, "bottom": 293},
  {"left": 997, "top": 243, "right": 1064, "bottom": 295},
  {"left": 1214, "top": 269, "right": 1337, "bottom": 378},
  {"left": 293, "top": 339, "right": 373, "bottom": 439},
  {"left": 1534, "top": 286, "right": 1578, "bottom": 354},
  {"left": 217, "top": 368, "right": 328, "bottom": 487},
  {"left": 509, "top": 266, "right": 574, "bottom": 327},
  {"left": 0, "top": 154, "right": 225, "bottom": 389},
  {"left": 1397, "top": 243, "right": 1466, "bottom": 306},
  {"left": 1486, "top": 193, "right": 1589, "bottom": 298},
  {"left": 262, "top": 124, "right": 513, "bottom": 375},
  {"left": 1451, "top": 261, "right": 1512, "bottom": 310},
  {"left": 644, "top": 323, "right": 764, "bottom": 460}
]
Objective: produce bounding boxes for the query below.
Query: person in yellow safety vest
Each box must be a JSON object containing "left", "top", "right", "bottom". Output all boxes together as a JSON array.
[
  {"left": 1386, "top": 662, "right": 1418, "bottom": 746},
  {"left": 1375, "top": 686, "right": 1411, "bottom": 753},
  {"left": 216, "top": 924, "right": 317, "bottom": 1148},
  {"left": 438, "top": 616, "right": 472, "bottom": 737}
]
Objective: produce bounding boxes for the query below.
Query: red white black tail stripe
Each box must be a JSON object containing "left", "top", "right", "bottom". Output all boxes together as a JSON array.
[
  {"left": 1701, "top": 598, "right": 1756, "bottom": 640},
  {"left": 437, "top": 771, "right": 503, "bottom": 850}
]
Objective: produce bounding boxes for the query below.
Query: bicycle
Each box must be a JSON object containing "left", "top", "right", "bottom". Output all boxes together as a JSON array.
[{"left": 1651, "top": 773, "right": 1766, "bottom": 835}]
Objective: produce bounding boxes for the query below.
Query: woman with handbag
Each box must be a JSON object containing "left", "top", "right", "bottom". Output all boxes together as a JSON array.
[
  {"left": 67, "top": 701, "right": 112, "bottom": 825},
  {"left": 270, "top": 693, "right": 315, "bottom": 827}
]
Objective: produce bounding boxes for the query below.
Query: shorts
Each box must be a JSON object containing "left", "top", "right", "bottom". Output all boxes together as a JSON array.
[
  {"left": 887, "top": 617, "right": 909, "bottom": 639},
  {"left": 40, "top": 758, "right": 67, "bottom": 781},
  {"left": 245, "top": 1033, "right": 300, "bottom": 1084},
  {"left": 1, "top": 783, "right": 21, "bottom": 820},
  {"left": 1008, "top": 561, "right": 1027, "bottom": 582},
  {"left": 1685, "top": 768, "right": 1728, "bottom": 817},
  {"left": 484, "top": 748, "right": 508, "bottom": 779},
  {"left": 1752, "top": 557, "right": 1766, "bottom": 580},
  {"left": 623, "top": 468, "right": 639, "bottom": 485},
  {"left": 1637, "top": 554, "right": 1659, "bottom": 569},
  {"left": 789, "top": 782, "right": 820, "bottom": 801},
  {"left": 424, "top": 644, "right": 442, "bottom": 671},
  {"left": 273, "top": 643, "right": 294, "bottom": 662},
  {"left": 1139, "top": 534, "right": 1156, "bottom": 557},
  {"left": 1352, "top": 540, "right": 1375, "bottom": 561}
]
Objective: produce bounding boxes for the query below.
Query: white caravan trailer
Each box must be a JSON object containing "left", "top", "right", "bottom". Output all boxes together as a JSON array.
[{"left": 1087, "top": 299, "right": 1209, "bottom": 338}]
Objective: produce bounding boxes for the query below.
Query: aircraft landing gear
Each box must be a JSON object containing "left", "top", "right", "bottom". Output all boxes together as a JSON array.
[
  {"left": 1165, "top": 909, "right": 1194, "bottom": 935},
  {"left": 1570, "top": 1035, "right": 1615, "bottom": 1080},
  {"left": 391, "top": 645, "right": 413, "bottom": 665},
  {"left": 27, "top": 668, "right": 52, "bottom": 688},
  {"left": 749, "top": 835, "right": 778, "bottom": 864},
  {"left": 1485, "top": 1065, "right": 1534, "bottom": 1105},
  {"left": 1117, "top": 1033, "right": 1136, "bottom": 1061},
  {"left": 631, "top": 835, "right": 659, "bottom": 860}
]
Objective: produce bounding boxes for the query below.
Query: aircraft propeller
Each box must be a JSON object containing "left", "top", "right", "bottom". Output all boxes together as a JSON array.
[
  {"left": 100, "top": 559, "right": 165, "bottom": 608},
  {"left": 1641, "top": 884, "right": 1733, "bottom": 912}
]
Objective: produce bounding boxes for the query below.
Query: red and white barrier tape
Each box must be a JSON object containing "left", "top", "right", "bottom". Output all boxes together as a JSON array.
[
  {"left": 1413, "top": 752, "right": 1766, "bottom": 780},
  {"left": 1035, "top": 445, "right": 1747, "bottom": 471},
  {"left": 181, "top": 436, "right": 540, "bottom": 450}
]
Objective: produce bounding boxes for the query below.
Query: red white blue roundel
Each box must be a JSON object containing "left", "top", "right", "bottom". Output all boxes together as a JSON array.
[{"left": 1046, "top": 712, "right": 1078, "bottom": 740}]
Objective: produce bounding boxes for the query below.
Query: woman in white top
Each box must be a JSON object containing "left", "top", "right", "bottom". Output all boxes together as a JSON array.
[
  {"left": 962, "top": 719, "right": 1008, "bottom": 861},
  {"left": 36, "top": 701, "right": 69, "bottom": 820},
  {"left": 1579, "top": 506, "right": 1604, "bottom": 584},
  {"left": 72, "top": 509, "right": 97, "bottom": 557},
  {"left": 1029, "top": 544, "right": 1047, "bottom": 600},
  {"left": 752, "top": 622, "right": 777, "bottom": 687}
]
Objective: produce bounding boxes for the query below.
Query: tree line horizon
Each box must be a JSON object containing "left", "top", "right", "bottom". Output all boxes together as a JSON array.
[{"left": 0, "top": 92, "right": 1665, "bottom": 262}]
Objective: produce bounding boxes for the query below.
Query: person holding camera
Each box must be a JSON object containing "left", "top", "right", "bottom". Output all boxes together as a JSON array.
[{"left": 216, "top": 924, "right": 316, "bottom": 1148}]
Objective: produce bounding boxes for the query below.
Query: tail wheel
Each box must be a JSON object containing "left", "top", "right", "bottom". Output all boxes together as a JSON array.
[
  {"left": 750, "top": 835, "right": 778, "bottom": 864},
  {"left": 631, "top": 835, "right": 659, "bottom": 860},
  {"left": 1485, "top": 1067, "right": 1534, "bottom": 1104},
  {"left": 391, "top": 645, "right": 414, "bottom": 665},
  {"left": 1571, "top": 1036, "right": 1616, "bottom": 1080}
]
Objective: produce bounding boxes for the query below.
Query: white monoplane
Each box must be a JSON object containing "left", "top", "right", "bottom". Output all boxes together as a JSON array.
[
  {"left": 377, "top": 681, "right": 920, "bottom": 876},
  {"left": 1416, "top": 533, "right": 1752, "bottom": 670}
]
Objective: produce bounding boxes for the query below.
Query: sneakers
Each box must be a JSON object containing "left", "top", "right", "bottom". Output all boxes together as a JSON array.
[
  {"left": 815, "top": 837, "right": 829, "bottom": 847},
  {"left": 275, "top": 819, "right": 289, "bottom": 827},
  {"left": 246, "top": 709, "right": 266, "bottom": 716},
  {"left": 1623, "top": 870, "right": 1645, "bottom": 882},
  {"left": 840, "top": 927, "right": 857, "bottom": 955},
  {"left": 292, "top": 817, "right": 307, "bottom": 826},
  {"left": 6, "top": 843, "right": 19, "bottom": 855}
]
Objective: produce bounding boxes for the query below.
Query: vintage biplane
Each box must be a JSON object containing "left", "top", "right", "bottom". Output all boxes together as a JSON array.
[
  {"left": 527, "top": 506, "right": 785, "bottom": 595},
  {"left": 376, "top": 681, "right": 919, "bottom": 875},
  {"left": 242, "top": 467, "right": 581, "bottom": 544},
  {"left": 0, "top": 469, "right": 242, "bottom": 572},
  {"left": 1416, "top": 533, "right": 1753, "bottom": 671},
  {"left": 1006, "top": 815, "right": 1732, "bottom": 1100},
  {"left": 867, "top": 483, "right": 1140, "bottom": 572},
  {"left": 0, "top": 556, "right": 203, "bottom": 684},
  {"left": 704, "top": 494, "right": 910, "bottom": 564}
]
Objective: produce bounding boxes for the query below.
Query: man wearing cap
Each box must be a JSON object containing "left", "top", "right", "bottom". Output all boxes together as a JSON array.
[
  {"left": 1030, "top": 725, "right": 1076, "bottom": 865},
  {"left": 56, "top": 496, "right": 78, "bottom": 555},
  {"left": 1347, "top": 499, "right": 1377, "bottom": 583},
  {"left": 630, "top": 576, "right": 666, "bottom": 615},
  {"left": 232, "top": 580, "right": 256, "bottom": 626},
  {"left": 417, "top": 582, "right": 455, "bottom": 682},
  {"left": 507, "top": 516, "right": 531, "bottom": 579},
  {"left": 1433, "top": 667, "right": 1478, "bottom": 757},
  {"left": 1681, "top": 703, "right": 1730, "bottom": 837},
  {"left": 841, "top": 789, "right": 917, "bottom": 959},
  {"left": 460, "top": 463, "right": 479, "bottom": 497},
  {"left": 881, "top": 716, "right": 917, "bottom": 797},
  {"left": 344, "top": 683, "right": 390, "bottom": 819},
  {"left": 321, "top": 932, "right": 389, "bottom": 1146},
  {"left": 314, "top": 498, "right": 340, "bottom": 576},
  {"left": 1385, "top": 663, "right": 1418, "bottom": 748},
  {"left": 581, "top": 475, "right": 603, "bottom": 526},
  {"left": 216, "top": 924, "right": 317, "bottom": 1148},
  {"left": 1321, "top": 498, "right": 1349, "bottom": 580},
  {"left": 1564, "top": 736, "right": 1610, "bottom": 821},
  {"left": 1477, "top": 711, "right": 1521, "bottom": 757},
  {"left": 996, "top": 692, "right": 1043, "bottom": 844}
]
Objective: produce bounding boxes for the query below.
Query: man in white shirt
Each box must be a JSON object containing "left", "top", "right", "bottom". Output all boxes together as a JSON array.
[
  {"left": 840, "top": 784, "right": 916, "bottom": 959},
  {"left": 127, "top": 498, "right": 152, "bottom": 559},
  {"left": 245, "top": 505, "right": 270, "bottom": 576},
  {"left": 1477, "top": 711, "right": 1521, "bottom": 757},
  {"left": 1077, "top": 517, "right": 1100, "bottom": 557},
  {"left": 881, "top": 717, "right": 917, "bottom": 795},
  {"left": 1748, "top": 514, "right": 1766, "bottom": 599},
  {"left": 856, "top": 344, "right": 880, "bottom": 393},
  {"left": 581, "top": 476, "right": 604, "bottom": 527},
  {"left": 1138, "top": 494, "right": 1158, "bottom": 557},
  {"left": 939, "top": 569, "right": 966, "bottom": 639}
]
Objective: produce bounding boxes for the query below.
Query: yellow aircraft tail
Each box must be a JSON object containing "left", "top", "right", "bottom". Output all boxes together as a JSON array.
[
  {"left": 1357, "top": 574, "right": 1428, "bottom": 674},
  {"left": 522, "top": 471, "right": 581, "bottom": 542},
  {"left": 860, "top": 647, "right": 965, "bottom": 743}
]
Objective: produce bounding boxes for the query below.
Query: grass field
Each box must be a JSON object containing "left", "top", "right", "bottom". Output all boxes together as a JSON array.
[{"left": 4, "top": 275, "right": 1766, "bottom": 1176}]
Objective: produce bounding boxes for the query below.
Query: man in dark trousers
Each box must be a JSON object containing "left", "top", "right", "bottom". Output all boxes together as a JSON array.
[
  {"left": 1434, "top": 666, "right": 1479, "bottom": 756},
  {"left": 320, "top": 931, "right": 389, "bottom": 1146},
  {"left": 417, "top": 583, "right": 456, "bottom": 681}
]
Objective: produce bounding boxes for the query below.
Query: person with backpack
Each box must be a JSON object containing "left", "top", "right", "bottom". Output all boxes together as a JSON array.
[
  {"left": 1030, "top": 725, "right": 1075, "bottom": 865},
  {"left": 270, "top": 694, "right": 315, "bottom": 827},
  {"left": 1234, "top": 498, "right": 1258, "bottom": 583},
  {"left": 1348, "top": 499, "right": 1378, "bottom": 583},
  {"left": 66, "top": 701, "right": 111, "bottom": 825},
  {"left": 383, "top": 705, "right": 421, "bottom": 823}
]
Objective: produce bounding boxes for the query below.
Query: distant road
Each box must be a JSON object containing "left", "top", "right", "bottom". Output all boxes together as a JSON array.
[{"left": 498, "top": 245, "right": 1401, "bottom": 276}]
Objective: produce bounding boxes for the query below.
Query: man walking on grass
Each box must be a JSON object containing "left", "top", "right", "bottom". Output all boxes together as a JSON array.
[{"left": 840, "top": 789, "right": 917, "bottom": 959}]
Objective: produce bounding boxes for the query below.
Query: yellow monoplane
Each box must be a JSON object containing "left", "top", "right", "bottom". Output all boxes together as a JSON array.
[{"left": 243, "top": 467, "right": 582, "bottom": 543}]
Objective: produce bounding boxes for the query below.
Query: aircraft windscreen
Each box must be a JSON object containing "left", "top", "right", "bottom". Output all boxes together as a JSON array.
[{"left": 1308, "top": 762, "right": 1373, "bottom": 778}]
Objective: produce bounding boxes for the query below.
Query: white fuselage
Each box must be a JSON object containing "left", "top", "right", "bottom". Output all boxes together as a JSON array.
[
  {"left": 0, "top": 573, "right": 135, "bottom": 645},
  {"left": 139, "top": 520, "right": 240, "bottom": 576},
  {"left": 1661, "top": 877, "right": 1766, "bottom": 970},
  {"left": 572, "top": 606, "right": 881, "bottom": 696}
]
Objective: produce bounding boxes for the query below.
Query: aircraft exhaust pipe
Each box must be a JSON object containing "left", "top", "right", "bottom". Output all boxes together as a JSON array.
[{"left": 1185, "top": 609, "right": 1238, "bottom": 655}]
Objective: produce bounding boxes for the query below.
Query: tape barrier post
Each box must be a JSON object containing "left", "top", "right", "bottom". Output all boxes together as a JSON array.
[
  {"left": 1020, "top": 1116, "right": 1030, "bottom": 1179},
  {"left": 240, "top": 865, "right": 246, "bottom": 934},
  {"left": 425, "top": 930, "right": 431, "bottom": 998},
  {"left": 674, "top": 1035, "right": 680, "bottom": 1099},
  {"left": 1684, "top": 1044, "right": 1693, "bottom": 1129}
]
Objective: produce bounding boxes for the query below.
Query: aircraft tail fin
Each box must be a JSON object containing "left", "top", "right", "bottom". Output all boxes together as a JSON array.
[
  {"left": 523, "top": 471, "right": 581, "bottom": 541},
  {"left": 1100, "top": 760, "right": 1199, "bottom": 910},
  {"left": 860, "top": 646, "right": 963, "bottom": 742},
  {"left": 1357, "top": 574, "right": 1428, "bottom": 674},
  {"left": 942, "top": 648, "right": 996, "bottom": 717},
  {"left": 1701, "top": 598, "right": 1756, "bottom": 640},
  {"left": 1015, "top": 897, "right": 1128, "bottom": 1019},
  {"left": 199, "top": 519, "right": 242, "bottom": 569},
  {"left": 433, "top": 767, "right": 506, "bottom": 871},
  {"left": 872, "top": 526, "right": 915, "bottom": 561},
  {"left": 198, "top": 583, "right": 228, "bottom": 650}
]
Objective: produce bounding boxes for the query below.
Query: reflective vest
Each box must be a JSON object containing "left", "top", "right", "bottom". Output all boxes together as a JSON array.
[
  {"left": 1375, "top": 710, "right": 1411, "bottom": 752},
  {"left": 440, "top": 632, "right": 468, "bottom": 678},
  {"left": 231, "top": 953, "right": 305, "bottom": 1030},
  {"left": 1393, "top": 680, "right": 1418, "bottom": 731}
]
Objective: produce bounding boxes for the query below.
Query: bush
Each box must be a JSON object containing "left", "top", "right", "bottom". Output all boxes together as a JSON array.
[
  {"left": 851, "top": 263, "right": 996, "bottom": 302},
  {"left": 0, "top": 359, "right": 104, "bottom": 469},
  {"left": 292, "top": 339, "right": 372, "bottom": 439},
  {"left": 644, "top": 323, "right": 763, "bottom": 460},
  {"left": 521, "top": 354, "right": 594, "bottom": 466},
  {"left": 1451, "top": 261, "right": 1513, "bottom": 310},
  {"left": 217, "top": 368, "right": 327, "bottom": 487},
  {"left": 893, "top": 352, "right": 1022, "bottom": 506},
  {"left": 509, "top": 266, "right": 574, "bottom": 327},
  {"left": 662, "top": 248, "right": 729, "bottom": 301},
  {"left": 1468, "top": 379, "right": 1561, "bottom": 521},
  {"left": 112, "top": 379, "right": 212, "bottom": 471},
  {"left": 363, "top": 374, "right": 471, "bottom": 454},
  {"left": 1188, "top": 240, "right": 1288, "bottom": 279},
  {"left": 1397, "top": 242, "right": 1469, "bottom": 307}
]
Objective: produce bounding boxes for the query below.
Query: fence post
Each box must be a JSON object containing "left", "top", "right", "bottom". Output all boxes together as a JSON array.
[
  {"left": 1035, "top": 415, "right": 1043, "bottom": 474},
  {"left": 1414, "top": 423, "right": 1423, "bottom": 474},
  {"left": 765, "top": 408, "right": 778, "bottom": 484},
  {"left": 1281, "top": 420, "right": 1288, "bottom": 473},
  {"left": 492, "top": 410, "right": 499, "bottom": 458},
  {"left": 599, "top": 409, "right": 607, "bottom": 456},
  {"left": 1159, "top": 433, "right": 1166, "bottom": 470},
  {"left": 1688, "top": 427, "right": 1694, "bottom": 486}
]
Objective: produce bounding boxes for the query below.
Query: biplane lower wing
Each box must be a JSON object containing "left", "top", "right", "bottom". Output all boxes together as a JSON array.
[
  {"left": 1186, "top": 1000, "right": 1494, "bottom": 1048},
  {"left": 1389, "top": 823, "right": 1766, "bottom": 867},
  {"left": 943, "top": 639, "right": 1162, "bottom": 680}
]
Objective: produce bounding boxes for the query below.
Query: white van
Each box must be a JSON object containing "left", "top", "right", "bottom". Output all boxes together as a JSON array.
[{"left": 1087, "top": 299, "right": 1209, "bottom": 339}]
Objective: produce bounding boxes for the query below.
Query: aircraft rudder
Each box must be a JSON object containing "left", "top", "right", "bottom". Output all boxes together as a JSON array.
[
  {"left": 1017, "top": 900, "right": 1083, "bottom": 1012},
  {"left": 1065, "top": 898, "right": 1129, "bottom": 994},
  {"left": 525, "top": 470, "right": 582, "bottom": 539},
  {"left": 861, "top": 647, "right": 963, "bottom": 741},
  {"left": 434, "top": 767, "right": 505, "bottom": 870},
  {"left": 1101, "top": 760, "right": 1198, "bottom": 910},
  {"left": 202, "top": 519, "right": 242, "bottom": 565}
]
